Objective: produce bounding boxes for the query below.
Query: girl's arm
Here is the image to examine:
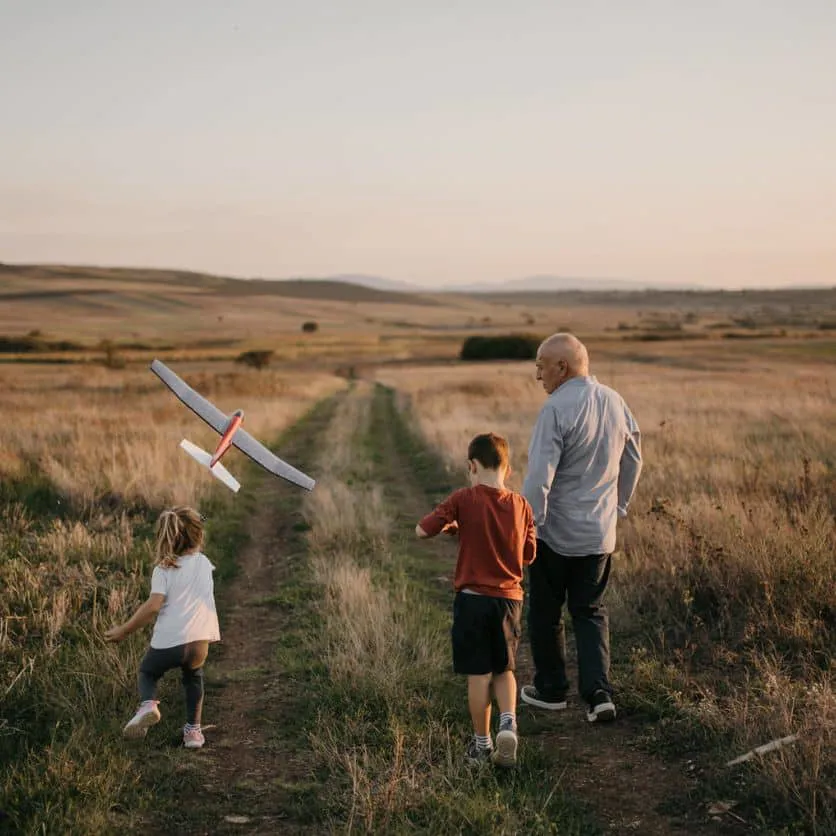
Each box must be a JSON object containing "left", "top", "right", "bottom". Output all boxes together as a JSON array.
[{"left": 104, "top": 593, "right": 165, "bottom": 642}]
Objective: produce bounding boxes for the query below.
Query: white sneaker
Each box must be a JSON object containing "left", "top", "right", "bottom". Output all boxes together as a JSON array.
[
  {"left": 492, "top": 728, "right": 518, "bottom": 768},
  {"left": 123, "top": 701, "right": 161, "bottom": 738},
  {"left": 183, "top": 726, "right": 205, "bottom": 749}
]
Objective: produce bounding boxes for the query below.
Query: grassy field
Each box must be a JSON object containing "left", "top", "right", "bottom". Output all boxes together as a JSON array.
[
  {"left": 2, "top": 264, "right": 834, "bottom": 369},
  {"left": 0, "top": 364, "right": 345, "bottom": 833},
  {"left": 378, "top": 352, "right": 835, "bottom": 833},
  {"left": 1, "top": 269, "right": 834, "bottom": 834}
]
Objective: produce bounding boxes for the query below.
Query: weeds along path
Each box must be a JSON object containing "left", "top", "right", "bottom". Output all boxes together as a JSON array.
[
  {"left": 371, "top": 383, "right": 729, "bottom": 836},
  {"left": 299, "top": 382, "right": 597, "bottom": 834},
  {"left": 142, "top": 395, "right": 341, "bottom": 835}
]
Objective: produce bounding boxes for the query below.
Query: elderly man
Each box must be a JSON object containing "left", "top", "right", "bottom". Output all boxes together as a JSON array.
[{"left": 521, "top": 333, "right": 642, "bottom": 722}]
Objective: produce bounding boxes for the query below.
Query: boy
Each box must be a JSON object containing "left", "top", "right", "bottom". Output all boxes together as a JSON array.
[{"left": 416, "top": 432, "right": 536, "bottom": 767}]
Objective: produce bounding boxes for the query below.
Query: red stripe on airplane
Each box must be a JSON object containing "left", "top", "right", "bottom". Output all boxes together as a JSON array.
[{"left": 210, "top": 413, "right": 244, "bottom": 467}]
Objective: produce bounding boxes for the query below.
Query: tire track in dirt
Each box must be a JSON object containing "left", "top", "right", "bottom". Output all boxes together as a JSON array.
[
  {"left": 367, "top": 381, "right": 735, "bottom": 836},
  {"left": 145, "top": 395, "right": 340, "bottom": 835}
]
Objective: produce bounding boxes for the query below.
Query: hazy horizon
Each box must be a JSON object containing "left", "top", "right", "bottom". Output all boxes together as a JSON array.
[{"left": 2, "top": 1, "right": 835, "bottom": 289}]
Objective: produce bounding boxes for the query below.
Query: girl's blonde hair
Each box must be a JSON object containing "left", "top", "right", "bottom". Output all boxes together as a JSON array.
[{"left": 155, "top": 506, "right": 205, "bottom": 568}]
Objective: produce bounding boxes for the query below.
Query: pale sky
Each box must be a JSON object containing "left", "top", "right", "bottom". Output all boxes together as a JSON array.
[{"left": 2, "top": 0, "right": 835, "bottom": 288}]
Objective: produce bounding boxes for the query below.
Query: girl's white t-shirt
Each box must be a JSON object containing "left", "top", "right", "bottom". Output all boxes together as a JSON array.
[{"left": 149, "top": 552, "right": 221, "bottom": 649}]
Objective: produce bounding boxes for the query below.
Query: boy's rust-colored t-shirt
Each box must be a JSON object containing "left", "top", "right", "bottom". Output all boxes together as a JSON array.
[{"left": 419, "top": 485, "right": 537, "bottom": 600}]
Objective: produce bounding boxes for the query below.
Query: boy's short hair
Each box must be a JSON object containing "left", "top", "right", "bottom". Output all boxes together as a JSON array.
[{"left": 467, "top": 433, "right": 510, "bottom": 471}]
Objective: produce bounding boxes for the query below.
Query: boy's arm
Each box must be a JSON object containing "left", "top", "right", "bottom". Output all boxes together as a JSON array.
[
  {"left": 416, "top": 492, "right": 460, "bottom": 539},
  {"left": 523, "top": 504, "right": 537, "bottom": 566},
  {"left": 104, "top": 593, "right": 165, "bottom": 641}
]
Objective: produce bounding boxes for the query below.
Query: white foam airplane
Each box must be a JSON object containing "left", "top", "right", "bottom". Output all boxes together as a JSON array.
[{"left": 150, "top": 359, "right": 315, "bottom": 493}]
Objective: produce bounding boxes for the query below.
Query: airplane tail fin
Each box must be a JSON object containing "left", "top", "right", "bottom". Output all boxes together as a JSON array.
[{"left": 179, "top": 439, "right": 241, "bottom": 493}]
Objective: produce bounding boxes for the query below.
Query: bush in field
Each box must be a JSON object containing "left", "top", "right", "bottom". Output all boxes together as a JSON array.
[
  {"left": 301, "top": 321, "right": 319, "bottom": 333},
  {"left": 235, "top": 349, "right": 274, "bottom": 371},
  {"left": 0, "top": 334, "right": 85, "bottom": 353},
  {"left": 99, "top": 339, "right": 126, "bottom": 369},
  {"left": 460, "top": 334, "right": 541, "bottom": 361}
]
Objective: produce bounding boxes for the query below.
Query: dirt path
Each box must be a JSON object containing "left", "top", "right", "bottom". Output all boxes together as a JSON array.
[
  {"left": 142, "top": 382, "right": 740, "bottom": 835},
  {"left": 513, "top": 644, "right": 737, "bottom": 835},
  {"left": 367, "top": 382, "right": 737, "bottom": 836},
  {"left": 147, "top": 397, "right": 338, "bottom": 835}
]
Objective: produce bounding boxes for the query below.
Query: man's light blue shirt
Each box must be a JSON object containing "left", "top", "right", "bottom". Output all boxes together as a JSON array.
[{"left": 522, "top": 376, "right": 642, "bottom": 556}]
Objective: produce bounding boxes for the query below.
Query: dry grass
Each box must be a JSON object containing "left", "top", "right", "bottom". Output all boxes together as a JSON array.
[
  {"left": 377, "top": 352, "right": 836, "bottom": 832},
  {"left": 0, "top": 363, "right": 344, "bottom": 508},
  {"left": 304, "top": 384, "right": 440, "bottom": 702},
  {"left": 0, "top": 362, "right": 344, "bottom": 833}
]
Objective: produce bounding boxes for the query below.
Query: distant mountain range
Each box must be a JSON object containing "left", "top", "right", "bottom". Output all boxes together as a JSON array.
[
  {"left": 325, "top": 274, "right": 429, "bottom": 293},
  {"left": 323, "top": 273, "right": 704, "bottom": 294}
]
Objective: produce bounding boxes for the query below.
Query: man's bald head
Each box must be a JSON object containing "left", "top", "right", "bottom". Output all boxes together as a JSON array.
[
  {"left": 538, "top": 334, "right": 589, "bottom": 375},
  {"left": 535, "top": 333, "right": 589, "bottom": 393}
]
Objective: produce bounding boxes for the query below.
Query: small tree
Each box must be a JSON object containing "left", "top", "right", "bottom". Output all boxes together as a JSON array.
[
  {"left": 301, "top": 321, "right": 319, "bottom": 333},
  {"left": 235, "top": 349, "right": 274, "bottom": 371}
]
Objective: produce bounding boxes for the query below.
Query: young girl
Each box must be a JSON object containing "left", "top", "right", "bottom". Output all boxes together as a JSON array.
[{"left": 105, "top": 506, "right": 220, "bottom": 749}]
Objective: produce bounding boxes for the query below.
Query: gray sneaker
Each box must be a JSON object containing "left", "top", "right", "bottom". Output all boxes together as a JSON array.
[
  {"left": 465, "top": 738, "right": 493, "bottom": 765},
  {"left": 492, "top": 718, "right": 518, "bottom": 768}
]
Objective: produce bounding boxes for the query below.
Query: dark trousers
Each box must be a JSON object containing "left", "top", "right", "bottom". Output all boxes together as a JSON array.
[
  {"left": 527, "top": 539, "right": 612, "bottom": 703},
  {"left": 138, "top": 641, "right": 209, "bottom": 725}
]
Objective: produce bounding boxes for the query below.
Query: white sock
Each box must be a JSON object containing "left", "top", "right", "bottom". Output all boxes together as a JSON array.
[
  {"left": 184, "top": 723, "right": 201, "bottom": 732},
  {"left": 500, "top": 712, "right": 516, "bottom": 730},
  {"left": 474, "top": 734, "right": 492, "bottom": 750}
]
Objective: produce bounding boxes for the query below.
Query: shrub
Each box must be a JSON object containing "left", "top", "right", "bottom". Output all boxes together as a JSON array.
[
  {"left": 459, "top": 334, "right": 541, "bottom": 361},
  {"left": 301, "top": 321, "right": 319, "bottom": 333},
  {"left": 99, "top": 339, "right": 125, "bottom": 369},
  {"left": 0, "top": 335, "right": 87, "bottom": 353},
  {"left": 235, "top": 349, "right": 274, "bottom": 371}
]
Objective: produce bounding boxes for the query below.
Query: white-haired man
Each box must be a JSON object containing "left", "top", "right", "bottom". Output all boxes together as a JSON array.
[{"left": 521, "top": 333, "right": 642, "bottom": 722}]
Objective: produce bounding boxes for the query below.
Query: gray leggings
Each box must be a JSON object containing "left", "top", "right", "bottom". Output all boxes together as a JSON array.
[{"left": 139, "top": 641, "right": 209, "bottom": 725}]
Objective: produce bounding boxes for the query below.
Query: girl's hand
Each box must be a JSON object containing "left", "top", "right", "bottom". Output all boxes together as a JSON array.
[{"left": 104, "top": 625, "right": 126, "bottom": 642}]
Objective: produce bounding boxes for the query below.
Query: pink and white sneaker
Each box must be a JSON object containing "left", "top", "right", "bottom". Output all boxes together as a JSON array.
[
  {"left": 122, "top": 700, "right": 161, "bottom": 738},
  {"left": 183, "top": 726, "right": 205, "bottom": 749}
]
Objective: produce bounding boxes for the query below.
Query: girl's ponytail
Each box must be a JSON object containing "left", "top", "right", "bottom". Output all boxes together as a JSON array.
[{"left": 155, "top": 506, "right": 204, "bottom": 568}]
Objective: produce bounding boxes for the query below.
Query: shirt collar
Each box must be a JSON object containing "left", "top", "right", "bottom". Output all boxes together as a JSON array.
[{"left": 561, "top": 375, "right": 596, "bottom": 388}]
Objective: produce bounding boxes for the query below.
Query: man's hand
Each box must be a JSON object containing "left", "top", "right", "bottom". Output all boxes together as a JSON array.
[
  {"left": 442, "top": 521, "right": 459, "bottom": 537},
  {"left": 104, "top": 625, "right": 126, "bottom": 643}
]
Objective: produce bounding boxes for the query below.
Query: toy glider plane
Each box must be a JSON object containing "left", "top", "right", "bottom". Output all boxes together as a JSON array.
[{"left": 150, "top": 359, "right": 315, "bottom": 493}]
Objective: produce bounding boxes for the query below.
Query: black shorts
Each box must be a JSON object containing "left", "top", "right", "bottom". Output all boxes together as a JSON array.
[{"left": 451, "top": 592, "right": 523, "bottom": 676}]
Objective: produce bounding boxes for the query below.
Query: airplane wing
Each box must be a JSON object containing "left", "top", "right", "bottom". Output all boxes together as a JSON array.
[
  {"left": 229, "top": 428, "right": 315, "bottom": 491},
  {"left": 150, "top": 359, "right": 316, "bottom": 491},
  {"left": 150, "top": 359, "right": 229, "bottom": 434}
]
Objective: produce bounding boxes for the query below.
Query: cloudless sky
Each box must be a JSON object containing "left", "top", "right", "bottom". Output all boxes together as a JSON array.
[{"left": 2, "top": 0, "right": 835, "bottom": 287}]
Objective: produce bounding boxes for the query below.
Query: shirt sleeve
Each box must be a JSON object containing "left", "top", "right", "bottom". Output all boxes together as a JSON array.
[
  {"left": 522, "top": 501, "right": 537, "bottom": 566},
  {"left": 150, "top": 566, "right": 168, "bottom": 597},
  {"left": 522, "top": 402, "right": 563, "bottom": 526},
  {"left": 418, "top": 491, "right": 461, "bottom": 537},
  {"left": 617, "top": 403, "right": 643, "bottom": 516}
]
